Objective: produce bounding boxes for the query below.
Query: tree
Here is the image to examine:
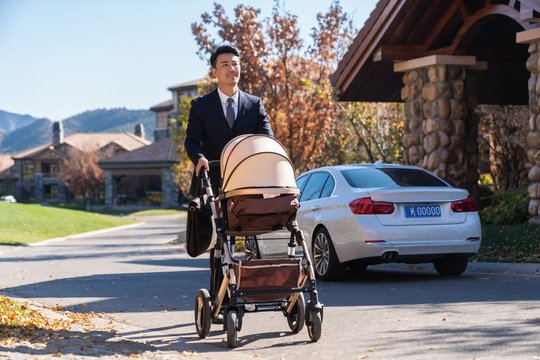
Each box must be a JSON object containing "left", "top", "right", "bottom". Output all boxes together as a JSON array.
[
  {"left": 476, "top": 105, "right": 529, "bottom": 191},
  {"left": 191, "top": 1, "right": 355, "bottom": 174},
  {"left": 61, "top": 150, "right": 104, "bottom": 210},
  {"left": 338, "top": 102, "right": 405, "bottom": 164}
]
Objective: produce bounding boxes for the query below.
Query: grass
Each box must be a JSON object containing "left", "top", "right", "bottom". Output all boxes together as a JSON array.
[
  {"left": 0, "top": 202, "right": 138, "bottom": 245},
  {"left": 473, "top": 223, "right": 540, "bottom": 263}
]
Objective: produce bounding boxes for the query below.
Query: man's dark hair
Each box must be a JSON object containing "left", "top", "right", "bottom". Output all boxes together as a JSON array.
[{"left": 210, "top": 45, "right": 241, "bottom": 69}]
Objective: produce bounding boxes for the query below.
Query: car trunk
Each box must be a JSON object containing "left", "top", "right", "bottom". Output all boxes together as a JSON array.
[{"left": 368, "top": 187, "right": 470, "bottom": 226}]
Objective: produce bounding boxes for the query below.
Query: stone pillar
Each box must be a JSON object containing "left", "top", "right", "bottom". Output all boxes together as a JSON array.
[
  {"left": 396, "top": 55, "right": 481, "bottom": 198},
  {"left": 518, "top": 29, "right": 540, "bottom": 225},
  {"left": 104, "top": 170, "right": 114, "bottom": 207},
  {"left": 57, "top": 182, "right": 68, "bottom": 202},
  {"left": 161, "top": 168, "right": 177, "bottom": 208},
  {"left": 34, "top": 173, "right": 43, "bottom": 201}
]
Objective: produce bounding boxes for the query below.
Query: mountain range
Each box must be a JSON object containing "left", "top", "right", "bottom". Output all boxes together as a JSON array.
[{"left": 0, "top": 108, "right": 156, "bottom": 154}]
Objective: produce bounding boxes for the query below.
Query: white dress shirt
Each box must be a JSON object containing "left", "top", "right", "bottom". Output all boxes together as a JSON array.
[{"left": 217, "top": 87, "right": 239, "bottom": 121}]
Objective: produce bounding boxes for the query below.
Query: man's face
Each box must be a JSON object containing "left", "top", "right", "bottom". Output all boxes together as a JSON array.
[{"left": 212, "top": 53, "right": 240, "bottom": 87}]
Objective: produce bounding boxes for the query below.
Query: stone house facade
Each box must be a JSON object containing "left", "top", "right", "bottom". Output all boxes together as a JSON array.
[
  {"left": 11, "top": 122, "right": 150, "bottom": 202},
  {"left": 332, "top": 0, "right": 540, "bottom": 224}
]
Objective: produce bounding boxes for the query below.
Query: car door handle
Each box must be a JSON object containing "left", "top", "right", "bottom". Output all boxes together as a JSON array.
[{"left": 311, "top": 205, "right": 320, "bottom": 211}]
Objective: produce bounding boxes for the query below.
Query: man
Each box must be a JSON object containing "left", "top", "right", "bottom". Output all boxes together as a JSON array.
[
  {"left": 184, "top": 45, "right": 273, "bottom": 308},
  {"left": 185, "top": 45, "right": 273, "bottom": 196}
]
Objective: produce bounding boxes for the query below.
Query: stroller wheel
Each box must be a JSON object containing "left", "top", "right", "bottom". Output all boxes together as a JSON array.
[
  {"left": 287, "top": 293, "right": 305, "bottom": 334},
  {"left": 226, "top": 310, "right": 239, "bottom": 348},
  {"left": 195, "top": 289, "right": 212, "bottom": 339},
  {"left": 306, "top": 308, "right": 322, "bottom": 342}
]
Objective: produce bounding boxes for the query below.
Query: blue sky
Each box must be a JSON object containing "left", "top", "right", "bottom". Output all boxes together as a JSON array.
[{"left": 0, "top": 0, "right": 378, "bottom": 122}]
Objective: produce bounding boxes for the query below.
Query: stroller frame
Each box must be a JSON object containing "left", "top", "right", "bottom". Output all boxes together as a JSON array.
[{"left": 194, "top": 165, "right": 323, "bottom": 348}]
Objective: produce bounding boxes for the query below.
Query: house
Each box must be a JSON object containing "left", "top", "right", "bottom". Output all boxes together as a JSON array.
[
  {"left": 98, "top": 79, "right": 203, "bottom": 208},
  {"left": 151, "top": 79, "right": 201, "bottom": 141},
  {"left": 11, "top": 122, "right": 150, "bottom": 202},
  {"left": 332, "top": 0, "right": 540, "bottom": 224}
]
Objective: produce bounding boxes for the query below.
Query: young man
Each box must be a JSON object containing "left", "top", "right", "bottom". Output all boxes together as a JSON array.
[
  {"left": 184, "top": 45, "right": 273, "bottom": 306},
  {"left": 184, "top": 45, "right": 273, "bottom": 196}
]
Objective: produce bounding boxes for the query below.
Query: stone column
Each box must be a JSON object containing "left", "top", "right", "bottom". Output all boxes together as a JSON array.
[
  {"left": 517, "top": 29, "right": 540, "bottom": 225},
  {"left": 34, "top": 173, "right": 43, "bottom": 201},
  {"left": 161, "top": 168, "right": 178, "bottom": 208},
  {"left": 104, "top": 170, "right": 114, "bottom": 207},
  {"left": 396, "top": 55, "right": 481, "bottom": 198}
]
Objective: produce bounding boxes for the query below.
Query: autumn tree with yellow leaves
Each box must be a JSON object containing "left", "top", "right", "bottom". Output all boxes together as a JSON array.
[{"left": 190, "top": 1, "right": 355, "bottom": 174}]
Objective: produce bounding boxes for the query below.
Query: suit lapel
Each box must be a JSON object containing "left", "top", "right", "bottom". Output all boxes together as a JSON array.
[{"left": 235, "top": 90, "right": 246, "bottom": 133}]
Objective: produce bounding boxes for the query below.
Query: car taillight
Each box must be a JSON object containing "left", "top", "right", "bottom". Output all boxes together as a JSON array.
[
  {"left": 451, "top": 196, "right": 478, "bottom": 212},
  {"left": 350, "top": 197, "right": 394, "bottom": 215}
]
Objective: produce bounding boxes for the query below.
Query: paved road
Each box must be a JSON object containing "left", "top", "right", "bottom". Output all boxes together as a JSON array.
[{"left": 1, "top": 215, "right": 540, "bottom": 359}]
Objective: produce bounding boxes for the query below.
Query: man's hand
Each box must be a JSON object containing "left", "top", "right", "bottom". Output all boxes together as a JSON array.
[{"left": 196, "top": 157, "right": 209, "bottom": 176}]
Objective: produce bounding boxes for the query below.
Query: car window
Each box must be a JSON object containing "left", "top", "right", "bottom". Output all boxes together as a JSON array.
[
  {"left": 341, "top": 168, "right": 448, "bottom": 188},
  {"left": 320, "top": 174, "right": 335, "bottom": 198},
  {"left": 300, "top": 172, "right": 329, "bottom": 202},
  {"left": 295, "top": 174, "right": 310, "bottom": 193}
]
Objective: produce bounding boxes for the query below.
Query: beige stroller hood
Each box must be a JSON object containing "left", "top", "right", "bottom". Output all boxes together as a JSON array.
[{"left": 220, "top": 134, "right": 300, "bottom": 198}]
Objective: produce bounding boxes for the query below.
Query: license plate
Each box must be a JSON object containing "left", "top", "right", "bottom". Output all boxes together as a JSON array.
[{"left": 404, "top": 205, "right": 441, "bottom": 218}]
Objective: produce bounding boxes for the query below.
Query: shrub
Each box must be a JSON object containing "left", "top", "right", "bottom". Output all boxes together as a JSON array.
[{"left": 479, "top": 188, "right": 530, "bottom": 225}]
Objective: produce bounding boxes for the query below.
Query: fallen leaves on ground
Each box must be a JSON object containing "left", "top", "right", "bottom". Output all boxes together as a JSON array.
[{"left": 0, "top": 295, "right": 107, "bottom": 349}]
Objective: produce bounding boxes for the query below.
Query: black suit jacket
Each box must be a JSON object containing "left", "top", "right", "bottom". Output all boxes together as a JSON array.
[{"left": 185, "top": 88, "right": 273, "bottom": 196}]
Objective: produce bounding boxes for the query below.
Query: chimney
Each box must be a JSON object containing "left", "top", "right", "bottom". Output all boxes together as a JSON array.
[
  {"left": 52, "top": 121, "right": 64, "bottom": 146},
  {"left": 134, "top": 123, "right": 145, "bottom": 138}
]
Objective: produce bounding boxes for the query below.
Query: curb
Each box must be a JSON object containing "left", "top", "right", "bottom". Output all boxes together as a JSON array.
[
  {"left": 371, "top": 261, "right": 540, "bottom": 275},
  {"left": 29, "top": 221, "right": 146, "bottom": 247}
]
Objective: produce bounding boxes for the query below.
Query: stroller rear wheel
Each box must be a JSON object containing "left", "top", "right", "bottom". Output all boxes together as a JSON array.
[
  {"left": 286, "top": 293, "right": 305, "bottom": 333},
  {"left": 226, "top": 310, "right": 239, "bottom": 348},
  {"left": 195, "top": 289, "right": 212, "bottom": 338},
  {"left": 306, "top": 308, "right": 322, "bottom": 342}
]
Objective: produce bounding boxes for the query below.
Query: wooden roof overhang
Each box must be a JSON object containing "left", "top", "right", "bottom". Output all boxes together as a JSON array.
[{"left": 333, "top": 0, "right": 540, "bottom": 105}]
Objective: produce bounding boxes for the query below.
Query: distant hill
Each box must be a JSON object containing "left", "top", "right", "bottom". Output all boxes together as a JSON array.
[
  {"left": 0, "top": 108, "right": 156, "bottom": 154},
  {"left": 0, "top": 110, "right": 43, "bottom": 133}
]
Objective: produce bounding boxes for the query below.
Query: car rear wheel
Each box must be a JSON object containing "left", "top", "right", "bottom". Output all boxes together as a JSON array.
[
  {"left": 313, "top": 228, "right": 345, "bottom": 281},
  {"left": 244, "top": 236, "right": 260, "bottom": 260},
  {"left": 433, "top": 255, "right": 469, "bottom": 276}
]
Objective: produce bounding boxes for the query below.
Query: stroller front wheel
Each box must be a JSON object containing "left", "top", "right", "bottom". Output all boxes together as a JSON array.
[
  {"left": 226, "top": 310, "right": 239, "bottom": 348},
  {"left": 306, "top": 308, "right": 322, "bottom": 342},
  {"left": 195, "top": 289, "right": 212, "bottom": 338}
]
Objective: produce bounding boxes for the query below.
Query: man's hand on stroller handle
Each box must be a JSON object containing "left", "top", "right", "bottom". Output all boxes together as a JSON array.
[{"left": 196, "top": 157, "right": 209, "bottom": 176}]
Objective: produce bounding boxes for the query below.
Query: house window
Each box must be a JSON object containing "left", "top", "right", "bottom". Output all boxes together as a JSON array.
[
  {"left": 23, "top": 163, "right": 35, "bottom": 180},
  {"left": 42, "top": 162, "right": 60, "bottom": 178}
]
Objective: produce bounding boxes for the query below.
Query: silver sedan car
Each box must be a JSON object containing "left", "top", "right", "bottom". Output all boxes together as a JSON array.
[{"left": 245, "top": 163, "right": 482, "bottom": 280}]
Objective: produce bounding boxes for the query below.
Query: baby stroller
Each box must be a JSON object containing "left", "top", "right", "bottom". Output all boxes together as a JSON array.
[{"left": 192, "top": 134, "right": 323, "bottom": 348}]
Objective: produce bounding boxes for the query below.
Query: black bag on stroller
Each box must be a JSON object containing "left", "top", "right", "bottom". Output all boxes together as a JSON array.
[{"left": 186, "top": 193, "right": 215, "bottom": 258}]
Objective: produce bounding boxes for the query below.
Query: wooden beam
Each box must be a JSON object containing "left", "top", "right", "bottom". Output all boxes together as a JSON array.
[
  {"left": 520, "top": 1, "right": 540, "bottom": 22},
  {"left": 394, "top": 55, "right": 477, "bottom": 72},
  {"left": 373, "top": 44, "right": 425, "bottom": 61},
  {"left": 517, "top": 26, "right": 540, "bottom": 42}
]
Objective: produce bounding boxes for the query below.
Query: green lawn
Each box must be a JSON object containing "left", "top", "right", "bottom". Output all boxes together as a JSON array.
[
  {"left": 0, "top": 202, "right": 138, "bottom": 245},
  {"left": 474, "top": 224, "right": 540, "bottom": 263}
]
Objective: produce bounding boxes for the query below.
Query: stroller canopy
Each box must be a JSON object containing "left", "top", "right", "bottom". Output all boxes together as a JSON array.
[{"left": 220, "top": 135, "right": 300, "bottom": 198}]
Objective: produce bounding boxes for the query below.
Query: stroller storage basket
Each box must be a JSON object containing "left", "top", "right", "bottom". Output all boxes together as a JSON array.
[{"left": 234, "top": 258, "right": 302, "bottom": 302}]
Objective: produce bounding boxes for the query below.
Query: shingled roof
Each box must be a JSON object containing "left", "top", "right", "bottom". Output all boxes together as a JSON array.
[
  {"left": 12, "top": 132, "right": 151, "bottom": 160},
  {"left": 332, "top": 0, "right": 534, "bottom": 105},
  {"left": 98, "top": 137, "right": 179, "bottom": 169}
]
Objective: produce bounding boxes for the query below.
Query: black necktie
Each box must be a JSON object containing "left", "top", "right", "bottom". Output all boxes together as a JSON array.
[{"left": 226, "top": 98, "right": 235, "bottom": 128}]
